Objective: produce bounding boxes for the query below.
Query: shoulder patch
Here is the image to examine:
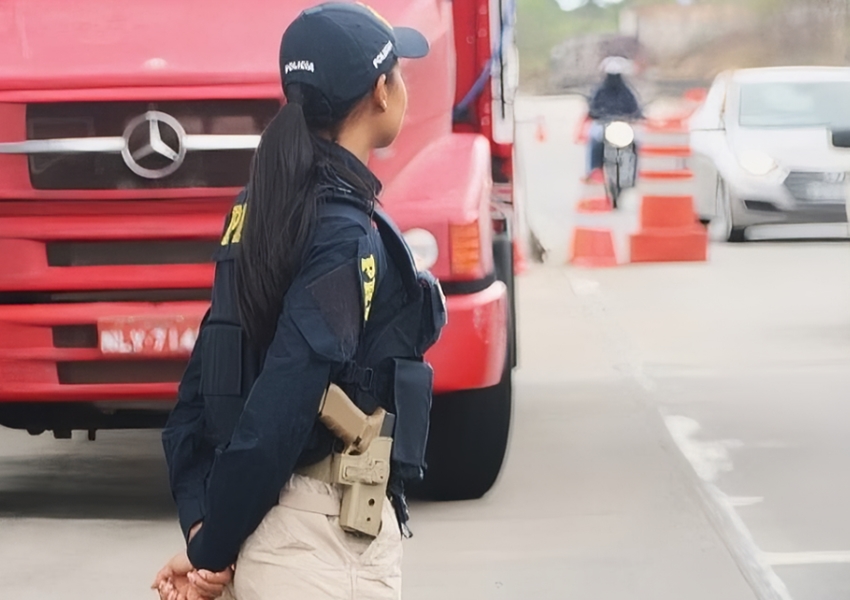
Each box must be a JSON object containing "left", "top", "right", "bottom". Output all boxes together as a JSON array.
[
  {"left": 304, "top": 262, "right": 361, "bottom": 358},
  {"left": 360, "top": 254, "right": 377, "bottom": 322},
  {"left": 220, "top": 203, "right": 246, "bottom": 246}
]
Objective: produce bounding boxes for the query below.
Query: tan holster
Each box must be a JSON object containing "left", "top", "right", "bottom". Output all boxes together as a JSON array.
[{"left": 296, "top": 384, "right": 394, "bottom": 538}]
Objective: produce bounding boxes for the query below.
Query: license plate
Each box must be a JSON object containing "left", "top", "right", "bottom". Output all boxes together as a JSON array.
[{"left": 98, "top": 316, "right": 202, "bottom": 356}]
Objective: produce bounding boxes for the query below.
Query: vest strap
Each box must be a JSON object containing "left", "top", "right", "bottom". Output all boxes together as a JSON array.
[
  {"left": 319, "top": 200, "right": 422, "bottom": 307},
  {"left": 338, "top": 361, "right": 375, "bottom": 392},
  {"left": 372, "top": 209, "right": 421, "bottom": 298}
]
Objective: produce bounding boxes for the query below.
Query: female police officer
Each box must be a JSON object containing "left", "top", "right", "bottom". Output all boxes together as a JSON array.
[{"left": 152, "top": 4, "right": 444, "bottom": 599}]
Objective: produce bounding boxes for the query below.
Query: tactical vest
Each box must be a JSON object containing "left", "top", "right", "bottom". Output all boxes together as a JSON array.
[
  {"left": 198, "top": 192, "right": 446, "bottom": 491},
  {"left": 322, "top": 200, "right": 446, "bottom": 484},
  {"left": 197, "top": 191, "right": 262, "bottom": 449}
]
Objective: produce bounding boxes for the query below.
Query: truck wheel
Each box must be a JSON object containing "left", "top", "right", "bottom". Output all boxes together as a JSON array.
[
  {"left": 410, "top": 225, "right": 516, "bottom": 501},
  {"left": 413, "top": 231, "right": 515, "bottom": 501},
  {"left": 415, "top": 365, "right": 513, "bottom": 501}
]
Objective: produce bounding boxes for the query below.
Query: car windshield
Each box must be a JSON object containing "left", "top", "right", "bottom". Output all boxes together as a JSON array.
[{"left": 738, "top": 81, "right": 850, "bottom": 128}]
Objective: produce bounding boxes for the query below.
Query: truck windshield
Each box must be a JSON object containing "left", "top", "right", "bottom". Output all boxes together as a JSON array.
[{"left": 738, "top": 81, "right": 850, "bottom": 128}]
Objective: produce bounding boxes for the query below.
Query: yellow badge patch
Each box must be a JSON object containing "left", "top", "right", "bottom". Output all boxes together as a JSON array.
[
  {"left": 360, "top": 254, "right": 377, "bottom": 322},
  {"left": 220, "top": 204, "right": 246, "bottom": 246}
]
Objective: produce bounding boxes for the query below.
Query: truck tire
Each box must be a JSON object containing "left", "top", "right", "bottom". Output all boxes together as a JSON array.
[
  {"left": 412, "top": 231, "right": 515, "bottom": 501},
  {"left": 415, "top": 365, "right": 513, "bottom": 501}
]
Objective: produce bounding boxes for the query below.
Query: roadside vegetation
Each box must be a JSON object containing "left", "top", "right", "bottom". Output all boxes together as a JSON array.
[{"left": 517, "top": 0, "right": 850, "bottom": 91}]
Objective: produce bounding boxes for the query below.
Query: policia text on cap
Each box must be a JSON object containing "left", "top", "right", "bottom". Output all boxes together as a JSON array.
[{"left": 151, "top": 4, "right": 444, "bottom": 600}]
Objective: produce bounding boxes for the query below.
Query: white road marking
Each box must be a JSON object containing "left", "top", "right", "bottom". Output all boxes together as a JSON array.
[
  {"left": 663, "top": 416, "right": 742, "bottom": 482},
  {"left": 663, "top": 414, "right": 793, "bottom": 600},
  {"left": 567, "top": 273, "right": 828, "bottom": 600},
  {"left": 763, "top": 551, "right": 850, "bottom": 566},
  {"left": 728, "top": 496, "right": 765, "bottom": 507}
]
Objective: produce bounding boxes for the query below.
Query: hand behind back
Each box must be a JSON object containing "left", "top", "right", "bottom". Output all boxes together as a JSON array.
[{"left": 152, "top": 550, "right": 233, "bottom": 600}]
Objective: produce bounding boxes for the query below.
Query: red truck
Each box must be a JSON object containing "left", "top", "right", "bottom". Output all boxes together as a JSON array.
[{"left": 0, "top": 0, "right": 519, "bottom": 500}]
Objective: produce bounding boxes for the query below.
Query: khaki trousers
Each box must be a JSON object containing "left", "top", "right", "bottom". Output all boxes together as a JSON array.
[{"left": 225, "top": 474, "right": 403, "bottom": 600}]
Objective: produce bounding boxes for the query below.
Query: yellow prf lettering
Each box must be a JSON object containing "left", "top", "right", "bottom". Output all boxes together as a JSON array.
[
  {"left": 361, "top": 254, "right": 376, "bottom": 322},
  {"left": 221, "top": 204, "right": 246, "bottom": 246}
]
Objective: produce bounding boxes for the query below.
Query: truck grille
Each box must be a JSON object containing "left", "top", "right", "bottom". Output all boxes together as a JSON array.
[
  {"left": 7, "top": 289, "right": 212, "bottom": 305},
  {"left": 46, "top": 240, "right": 219, "bottom": 267},
  {"left": 26, "top": 100, "right": 278, "bottom": 190},
  {"left": 57, "top": 360, "right": 188, "bottom": 384},
  {"left": 0, "top": 186, "right": 225, "bottom": 400},
  {"left": 784, "top": 171, "right": 847, "bottom": 203}
]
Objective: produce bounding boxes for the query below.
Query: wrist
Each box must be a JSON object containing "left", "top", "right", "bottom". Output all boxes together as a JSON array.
[{"left": 188, "top": 521, "right": 203, "bottom": 542}]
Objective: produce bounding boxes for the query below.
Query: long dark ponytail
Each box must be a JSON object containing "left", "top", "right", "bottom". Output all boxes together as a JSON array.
[
  {"left": 235, "top": 100, "right": 315, "bottom": 351},
  {"left": 235, "top": 77, "right": 386, "bottom": 352}
]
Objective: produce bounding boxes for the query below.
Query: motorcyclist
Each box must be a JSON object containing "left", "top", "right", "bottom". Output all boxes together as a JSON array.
[{"left": 585, "top": 56, "right": 642, "bottom": 179}]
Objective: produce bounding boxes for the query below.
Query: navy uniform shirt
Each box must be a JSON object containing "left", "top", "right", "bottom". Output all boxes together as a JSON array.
[{"left": 162, "top": 140, "right": 407, "bottom": 572}]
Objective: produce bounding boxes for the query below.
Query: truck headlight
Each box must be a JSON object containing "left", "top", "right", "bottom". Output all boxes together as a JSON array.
[
  {"left": 604, "top": 121, "right": 635, "bottom": 148},
  {"left": 737, "top": 149, "right": 777, "bottom": 176},
  {"left": 403, "top": 228, "right": 439, "bottom": 271}
]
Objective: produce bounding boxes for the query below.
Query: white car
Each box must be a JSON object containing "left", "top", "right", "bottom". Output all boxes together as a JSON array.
[{"left": 690, "top": 67, "right": 850, "bottom": 241}]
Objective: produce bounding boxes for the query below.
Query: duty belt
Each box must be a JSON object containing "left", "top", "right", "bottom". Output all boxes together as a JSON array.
[
  {"left": 295, "top": 454, "right": 334, "bottom": 484},
  {"left": 291, "top": 384, "right": 394, "bottom": 538}
]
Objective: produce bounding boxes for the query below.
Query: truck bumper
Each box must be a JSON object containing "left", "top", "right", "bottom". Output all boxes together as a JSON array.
[
  {"left": 0, "top": 281, "right": 509, "bottom": 403},
  {"left": 0, "top": 301, "right": 208, "bottom": 403},
  {"left": 426, "top": 281, "right": 508, "bottom": 394}
]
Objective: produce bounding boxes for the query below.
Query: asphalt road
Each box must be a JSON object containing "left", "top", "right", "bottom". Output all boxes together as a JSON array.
[{"left": 1, "top": 96, "right": 850, "bottom": 600}]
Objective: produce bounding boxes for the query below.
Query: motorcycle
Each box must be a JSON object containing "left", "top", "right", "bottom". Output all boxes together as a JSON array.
[{"left": 602, "top": 120, "right": 638, "bottom": 209}]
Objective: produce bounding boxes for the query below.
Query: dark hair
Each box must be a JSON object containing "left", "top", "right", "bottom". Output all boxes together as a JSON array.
[{"left": 236, "top": 67, "right": 396, "bottom": 351}]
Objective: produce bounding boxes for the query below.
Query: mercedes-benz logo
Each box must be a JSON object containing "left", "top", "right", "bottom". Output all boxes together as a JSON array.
[{"left": 121, "top": 111, "right": 187, "bottom": 179}]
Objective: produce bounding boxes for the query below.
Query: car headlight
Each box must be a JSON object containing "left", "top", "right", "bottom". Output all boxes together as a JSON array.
[
  {"left": 737, "top": 149, "right": 777, "bottom": 176},
  {"left": 402, "top": 228, "right": 439, "bottom": 271},
  {"left": 604, "top": 121, "right": 635, "bottom": 148}
]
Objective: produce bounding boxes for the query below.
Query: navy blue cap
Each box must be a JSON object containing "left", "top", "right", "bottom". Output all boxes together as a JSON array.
[{"left": 280, "top": 3, "right": 429, "bottom": 114}]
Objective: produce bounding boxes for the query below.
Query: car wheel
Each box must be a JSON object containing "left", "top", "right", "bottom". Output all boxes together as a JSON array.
[{"left": 715, "top": 177, "right": 746, "bottom": 243}]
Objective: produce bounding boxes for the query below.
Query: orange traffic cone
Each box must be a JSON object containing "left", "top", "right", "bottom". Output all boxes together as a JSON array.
[
  {"left": 639, "top": 195, "right": 697, "bottom": 229},
  {"left": 630, "top": 195, "right": 707, "bottom": 263},
  {"left": 570, "top": 227, "right": 618, "bottom": 268}
]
